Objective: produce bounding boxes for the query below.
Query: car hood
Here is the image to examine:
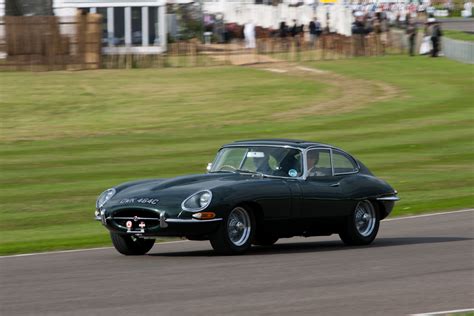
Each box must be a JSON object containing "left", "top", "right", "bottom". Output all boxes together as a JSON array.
[{"left": 103, "top": 173, "right": 255, "bottom": 215}]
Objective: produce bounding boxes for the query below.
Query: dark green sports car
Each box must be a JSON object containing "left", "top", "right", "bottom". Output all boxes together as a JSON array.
[{"left": 95, "top": 139, "right": 399, "bottom": 255}]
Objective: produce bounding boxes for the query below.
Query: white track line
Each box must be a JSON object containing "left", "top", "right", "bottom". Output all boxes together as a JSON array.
[
  {"left": 1, "top": 209, "right": 473, "bottom": 258},
  {"left": 0, "top": 240, "right": 189, "bottom": 259},
  {"left": 384, "top": 208, "right": 473, "bottom": 222},
  {"left": 410, "top": 307, "right": 474, "bottom": 315}
]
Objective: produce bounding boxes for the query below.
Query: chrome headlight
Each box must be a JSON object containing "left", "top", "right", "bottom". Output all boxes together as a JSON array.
[
  {"left": 96, "top": 188, "right": 116, "bottom": 209},
  {"left": 181, "top": 190, "right": 212, "bottom": 212}
]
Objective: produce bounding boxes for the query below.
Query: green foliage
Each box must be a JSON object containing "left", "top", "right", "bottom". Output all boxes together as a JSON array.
[
  {"left": 444, "top": 30, "right": 474, "bottom": 42},
  {"left": 1, "top": 56, "right": 473, "bottom": 255},
  {"left": 168, "top": 4, "right": 203, "bottom": 41}
]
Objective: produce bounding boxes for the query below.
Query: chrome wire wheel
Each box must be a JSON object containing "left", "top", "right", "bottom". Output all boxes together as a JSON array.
[
  {"left": 227, "top": 207, "right": 251, "bottom": 246},
  {"left": 354, "top": 201, "right": 376, "bottom": 237}
]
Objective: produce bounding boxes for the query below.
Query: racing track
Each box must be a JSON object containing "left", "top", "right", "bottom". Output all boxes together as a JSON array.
[{"left": 1, "top": 210, "right": 473, "bottom": 316}]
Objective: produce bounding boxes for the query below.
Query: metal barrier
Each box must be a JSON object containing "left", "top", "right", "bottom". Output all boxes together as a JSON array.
[{"left": 442, "top": 37, "right": 474, "bottom": 64}]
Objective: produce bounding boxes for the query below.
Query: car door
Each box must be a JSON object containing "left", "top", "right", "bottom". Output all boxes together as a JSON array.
[
  {"left": 299, "top": 148, "right": 349, "bottom": 218},
  {"left": 330, "top": 149, "right": 361, "bottom": 215}
]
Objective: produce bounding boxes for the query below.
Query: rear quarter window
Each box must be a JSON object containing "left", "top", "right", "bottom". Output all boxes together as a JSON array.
[{"left": 332, "top": 151, "right": 358, "bottom": 174}]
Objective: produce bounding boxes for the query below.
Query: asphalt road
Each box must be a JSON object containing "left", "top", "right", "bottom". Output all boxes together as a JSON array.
[
  {"left": 439, "top": 18, "right": 474, "bottom": 32},
  {"left": 1, "top": 210, "right": 473, "bottom": 316}
]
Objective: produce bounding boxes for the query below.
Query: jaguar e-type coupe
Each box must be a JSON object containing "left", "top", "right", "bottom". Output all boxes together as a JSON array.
[{"left": 95, "top": 139, "right": 399, "bottom": 255}]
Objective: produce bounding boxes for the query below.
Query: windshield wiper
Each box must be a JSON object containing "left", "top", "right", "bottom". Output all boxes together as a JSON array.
[
  {"left": 209, "top": 170, "right": 237, "bottom": 174},
  {"left": 236, "top": 169, "right": 267, "bottom": 178}
]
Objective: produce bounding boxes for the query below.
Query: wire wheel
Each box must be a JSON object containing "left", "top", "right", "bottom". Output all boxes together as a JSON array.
[
  {"left": 227, "top": 207, "right": 252, "bottom": 246},
  {"left": 354, "top": 200, "right": 376, "bottom": 237}
]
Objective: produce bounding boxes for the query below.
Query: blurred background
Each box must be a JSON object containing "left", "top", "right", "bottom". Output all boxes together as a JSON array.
[{"left": 0, "top": 0, "right": 473, "bottom": 255}]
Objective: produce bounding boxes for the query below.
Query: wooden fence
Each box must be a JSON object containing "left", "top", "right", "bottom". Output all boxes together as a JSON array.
[
  {"left": 0, "top": 14, "right": 102, "bottom": 71},
  {"left": 0, "top": 16, "right": 404, "bottom": 70},
  {"left": 102, "top": 32, "right": 403, "bottom": 69}
]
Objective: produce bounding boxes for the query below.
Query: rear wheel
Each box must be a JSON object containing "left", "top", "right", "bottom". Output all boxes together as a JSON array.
[
  {"left": 339, "top": 200, "right": 379, "bottom": 246},
  {"left": 110, "top": 232, "right": 155, "bottom": 255},
  {"left": 210, "top": 206, "right": 255, "bottom": 255}
]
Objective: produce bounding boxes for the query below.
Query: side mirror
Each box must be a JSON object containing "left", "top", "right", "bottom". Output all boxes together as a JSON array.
[{"left": 206, "top": 163, "right": 212, "bottom": 172}]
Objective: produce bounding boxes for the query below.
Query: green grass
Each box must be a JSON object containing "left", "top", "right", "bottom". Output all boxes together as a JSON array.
[
  {"left": 1, "top": 56, "right": 473, "bottom": 255},
  {"left": 444, "top": 30, "right": 474, "bottom": 42}
]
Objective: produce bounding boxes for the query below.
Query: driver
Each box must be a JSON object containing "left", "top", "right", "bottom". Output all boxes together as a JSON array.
[
  {"left": 253, "top": 154, "right": 270, "bottom": 174},
  {"left": 307, "top": 151, "right": 323, "bottom": 176}
]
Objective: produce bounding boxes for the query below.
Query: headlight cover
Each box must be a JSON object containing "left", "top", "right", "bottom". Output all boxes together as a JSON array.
[
  {"left": 96, "top": 188, "right": 116, "bottom": 209},
  {"left": 181, "top": 190, "right": 213, "bottom": 212}
]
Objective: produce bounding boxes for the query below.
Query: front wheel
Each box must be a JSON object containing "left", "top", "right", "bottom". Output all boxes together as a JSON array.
[
  {"left": 210, "top": 206, "right": 255, "bottom": 255},
  {"left": 339, "top": 200, "right": 379, "bottom": 246},
  {"left": 110, "top": 232, "right": 155, "bottom": 255}
]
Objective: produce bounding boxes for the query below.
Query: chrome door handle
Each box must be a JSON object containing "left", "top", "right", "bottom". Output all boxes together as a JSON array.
[{"left": 330, "top": 182, "right": 340, "bottom": 187}]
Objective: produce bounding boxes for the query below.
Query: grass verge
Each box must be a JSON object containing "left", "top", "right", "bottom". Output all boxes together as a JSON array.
[
  {"left": 1, "top": 56, "right": 473, "bottom": 255},
  {"left": 444, "top": 30, "right": 474, "bottom": 42}
]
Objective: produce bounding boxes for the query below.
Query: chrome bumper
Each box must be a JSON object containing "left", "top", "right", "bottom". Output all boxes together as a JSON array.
[
  {"left": 95, "top": 210, "right": 223, "bottom": 227},
  {"left": 376, "top": 195, "right": 400, "bottom": 201}
]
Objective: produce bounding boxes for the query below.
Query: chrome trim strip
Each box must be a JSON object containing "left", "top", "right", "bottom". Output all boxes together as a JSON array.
[
  {"left": 166, "top": 218, "right": 223, "bottom": 223},
  {"left": 330, "top": 148, "right": 335, "bottom": 176},
  {"left": 222, "top": 144, "right": 303, "bottom": 151},
  {"left": 160, "top": 211, "right": 168, "bottom": 228},
  {"left": 109, "top": 217, "right": 159, "bottom": 221},
  {"left": 376, "top": 196, "right": 400, "bottom": 201}
]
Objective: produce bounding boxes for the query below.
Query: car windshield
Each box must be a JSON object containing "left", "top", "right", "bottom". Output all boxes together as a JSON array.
[{"left": 210, "top": 146, "right": 303, "bottom": 178}]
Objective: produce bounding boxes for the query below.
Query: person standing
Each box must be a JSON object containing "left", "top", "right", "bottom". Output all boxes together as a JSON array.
[
  {"left": 406, "top": 17, "right": 418, "bottom": 56},
  {"left": 429, "top": 18, "right": 443, "bottom": 57},
  {"left": 279, "top": 21, "right": 288, "bottom": 38},
  {"left": 291, "top": 19, "right": 299, "bottom": 38},
  {"left": 308, "top": 18, "right": 321, "bottom": 48},
  {"left": 279, "top": 21, "right": 288, "bottom": 49},
  {"left": 244, "top": 21, "right": 256, "bottom": 49}
]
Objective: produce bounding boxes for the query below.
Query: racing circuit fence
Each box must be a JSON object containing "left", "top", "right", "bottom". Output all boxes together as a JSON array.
[
  {"left": 442, "top": 37, "right": 474, "bottom": 64},
  {"left": 0, "top": 14, "right": 102, "bottom": 71},
  {"left": 0, "top": 15, "right": 407, "bottom": 70},
  {"left": 102, "top": 32, "right": 406, "bottom": 69}
]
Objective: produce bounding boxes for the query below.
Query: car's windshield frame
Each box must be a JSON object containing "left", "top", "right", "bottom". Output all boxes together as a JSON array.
[{"left": 210, "top": 145, "right": 305, "bottom": 179}]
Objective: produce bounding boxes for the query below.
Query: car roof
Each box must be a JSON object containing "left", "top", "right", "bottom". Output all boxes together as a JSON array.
[{"left": 224, "top": 139, "right": 332, "bottom": 149}]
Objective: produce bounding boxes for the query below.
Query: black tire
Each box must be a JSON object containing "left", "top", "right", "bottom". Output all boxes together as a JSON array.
[
  {"left": 253, "top": 235, "right": 279, "bottom": 247},
  {"left": 339, "top": 200, "right": 380, "bottom": 246},
  {"left": 110, "top": 232, "right": 155, "bottom": 255},
  {"left": 210, "top": 206, "right": 255, "bottom": 255}
]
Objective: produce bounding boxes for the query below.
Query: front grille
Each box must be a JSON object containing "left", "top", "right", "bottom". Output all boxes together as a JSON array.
[{"left": 109, "top": 209, "right": 160, "bottom": 230}]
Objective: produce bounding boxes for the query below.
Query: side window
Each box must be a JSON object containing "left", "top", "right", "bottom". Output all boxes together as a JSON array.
[
  {"left": 307, "top": 149, "right": 332, "bottom": 177},
  {"left": 332, "top": 151, "right": 358, "bottom": 174}
]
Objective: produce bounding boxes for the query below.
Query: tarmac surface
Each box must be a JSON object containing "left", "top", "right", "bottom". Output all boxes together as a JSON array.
[
  {"left": 1, "top": 210, "right": 473, "bottom": 316},
  {"left": 439, "top": 18, "right": 474, "bottom": 32}
]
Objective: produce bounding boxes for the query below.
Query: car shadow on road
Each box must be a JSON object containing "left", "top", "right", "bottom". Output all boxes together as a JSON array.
[{"left": 148, "top": 236, "right": 472, "bottom": 257}]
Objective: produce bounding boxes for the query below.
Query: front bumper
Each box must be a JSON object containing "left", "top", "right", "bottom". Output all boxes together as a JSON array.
[{"left": 95, "top": 209, "right": 223, "bottom": 237}]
